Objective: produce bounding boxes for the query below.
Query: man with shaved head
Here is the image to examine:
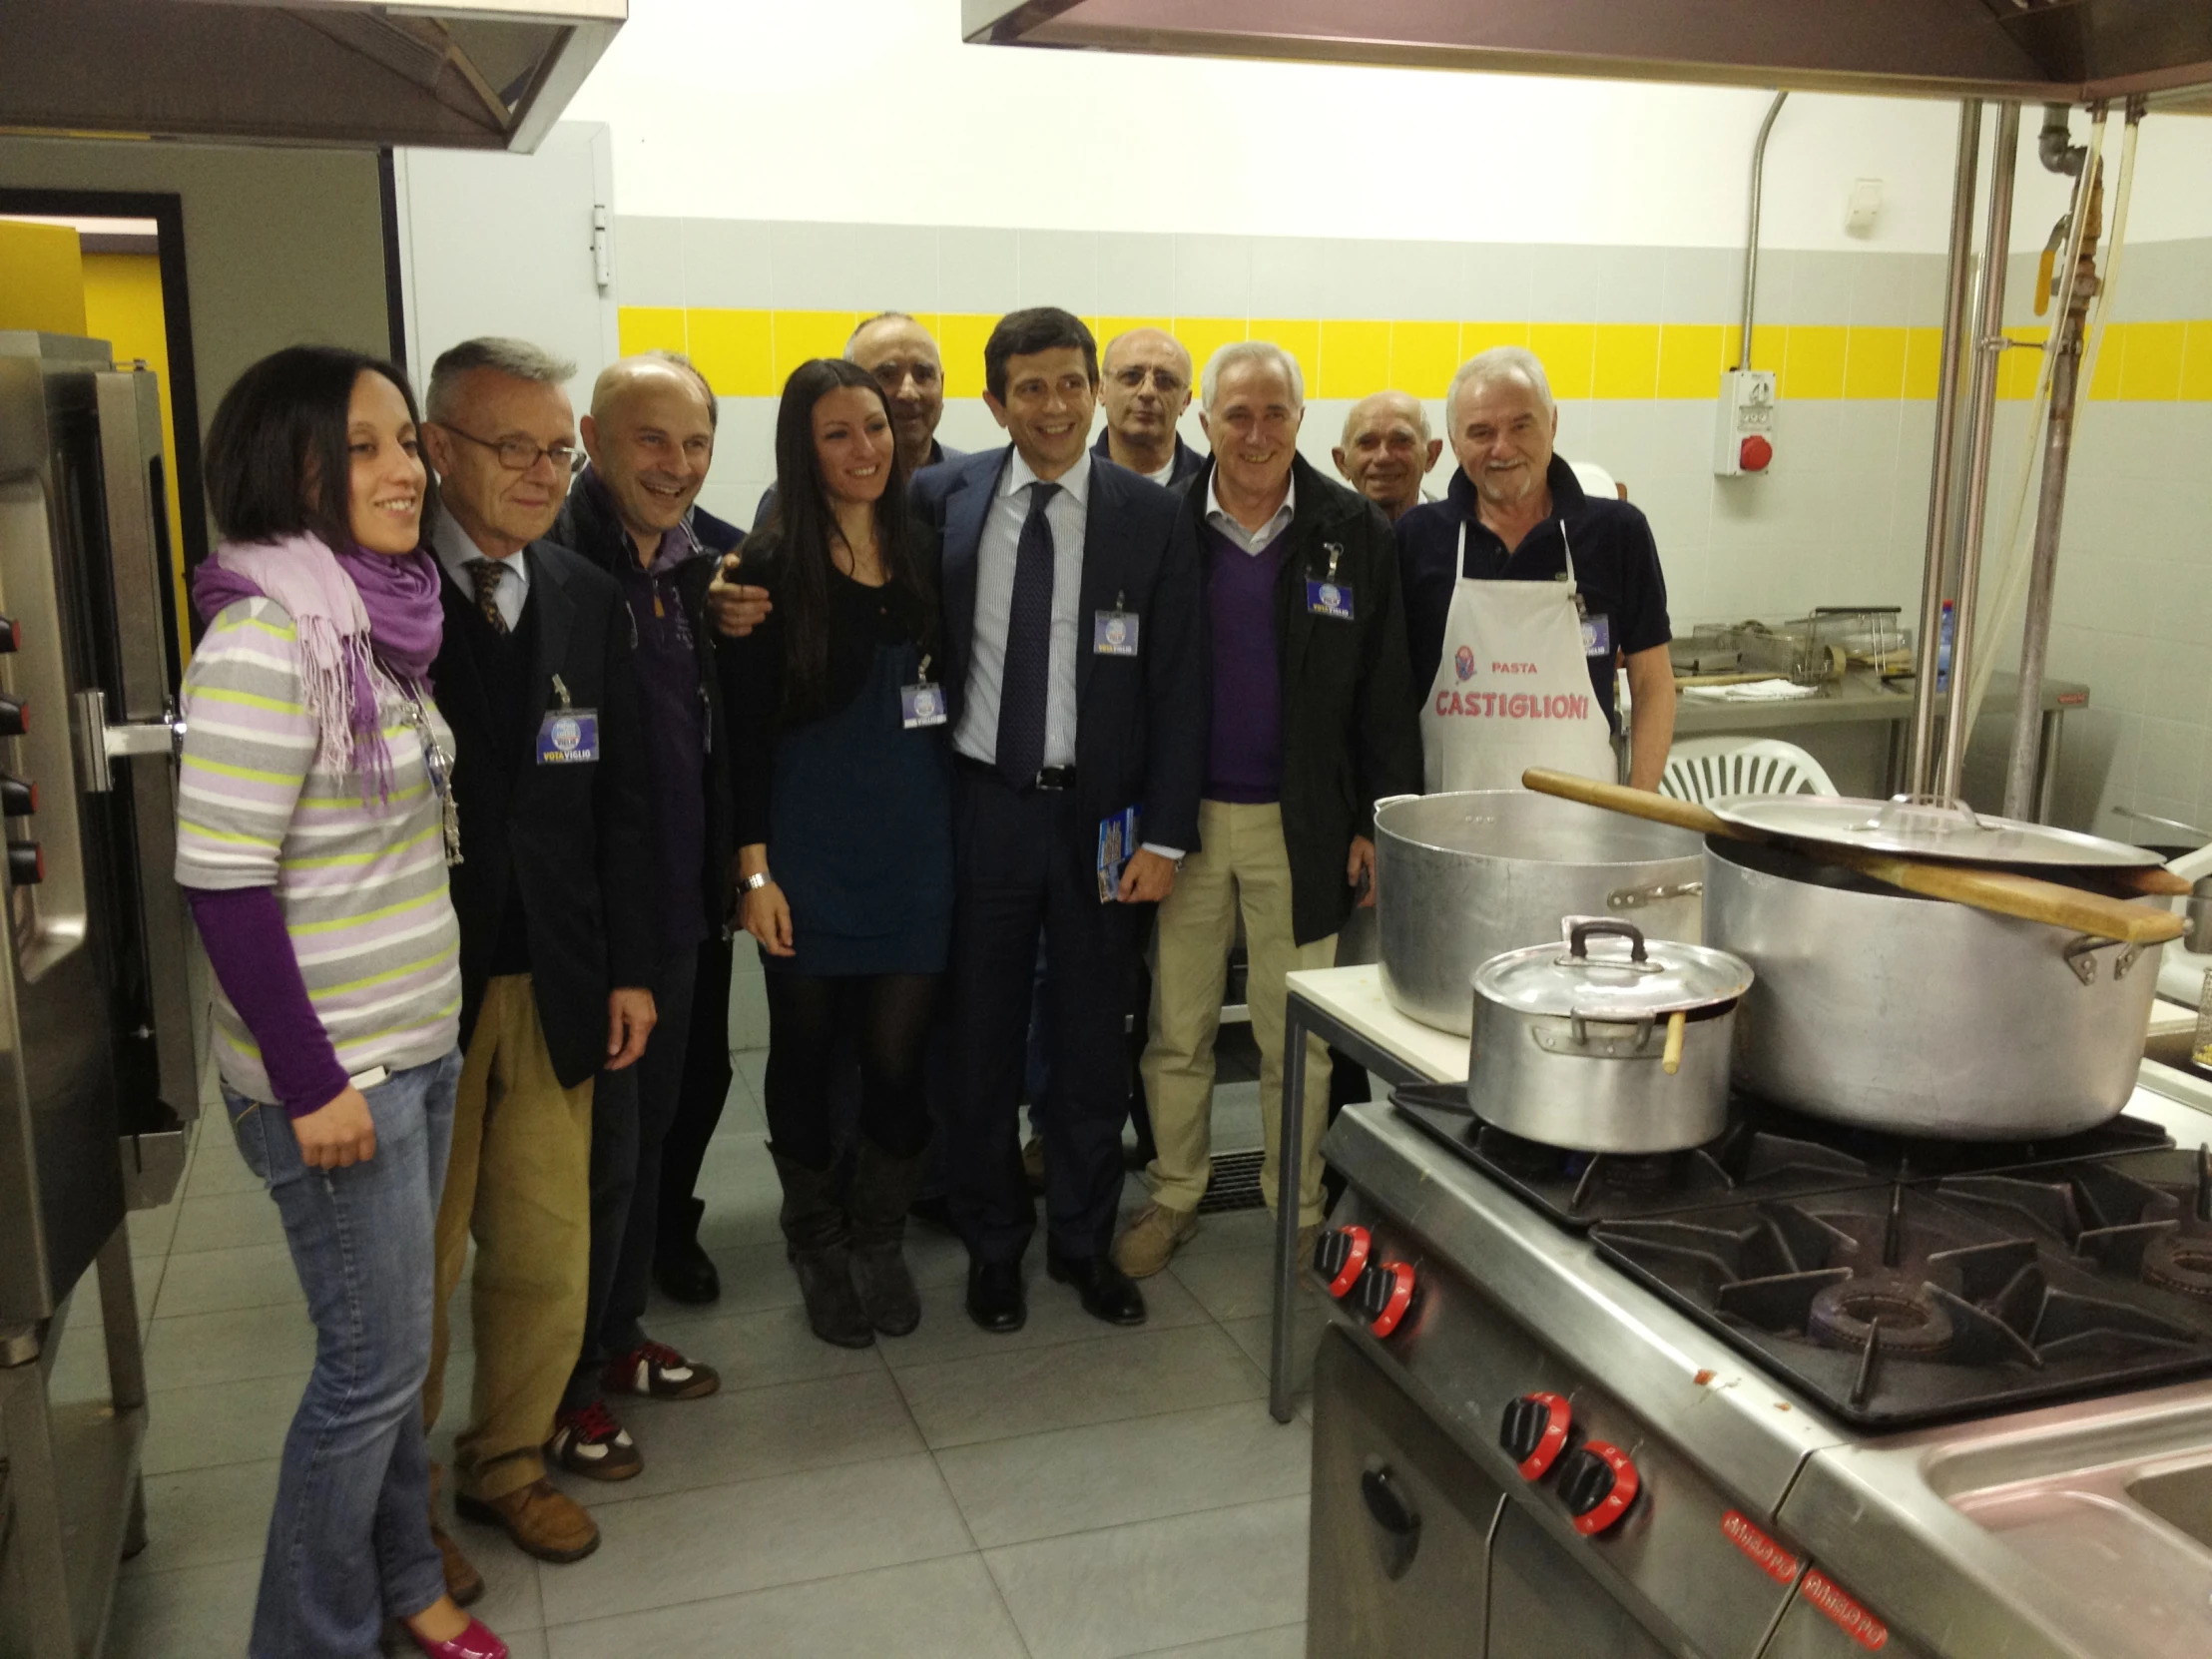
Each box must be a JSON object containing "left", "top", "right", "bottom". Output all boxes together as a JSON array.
[
  {"left": 847, "top": 310, "right": 963, "bottom": 474},
  {"left": 544, "top": 351, "right": 730, "bottom": 1482},
  {"left": 1334, "top": 390, "right": 1442, "bottom": 523},
  {"left": 1093, "top": 326, "right": 1206, "bottom": 488}
]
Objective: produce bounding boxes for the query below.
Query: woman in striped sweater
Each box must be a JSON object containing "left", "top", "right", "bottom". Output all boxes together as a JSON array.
[{"left": 177, "top": 346, "right": 504, "bottom": 1659}]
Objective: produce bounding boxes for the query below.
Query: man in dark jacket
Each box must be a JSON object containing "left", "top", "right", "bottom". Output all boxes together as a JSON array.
[
  {"left": 1093, "top": 326, "right": 1207, "bottom": 489},
  {"left": 1116, "top": 340, "right": 1419, "bottom": 1282},
  {"left": 908, "top": 307, "right": 1206, "bottom": 1336},
  {"left": 540, "top": 353, "right": 734, "bottom": 1483},
  {"left": 417, "top": 338, "right": 656, "bottom": 1581}
]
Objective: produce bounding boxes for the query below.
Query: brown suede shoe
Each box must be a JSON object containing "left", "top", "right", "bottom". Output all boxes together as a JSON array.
[
  {"left": 455, "top": 1477, "right": 600, "bottom": 1563},
  {"left": 1111, "top": 1202, "right": 1199, "bottom": 1279},
  {"left": 431, "top": 1523, "right": 484, "bottom": 1607}
]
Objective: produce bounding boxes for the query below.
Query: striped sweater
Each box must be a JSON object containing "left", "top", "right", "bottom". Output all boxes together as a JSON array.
[{"left": 175, "top": 598, "right": 462, "bottom": 1105}]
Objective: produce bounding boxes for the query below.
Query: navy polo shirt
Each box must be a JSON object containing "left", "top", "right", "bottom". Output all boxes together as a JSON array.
[{"left": 1394, "top": 456, "right": 1670, "bottom": 735}]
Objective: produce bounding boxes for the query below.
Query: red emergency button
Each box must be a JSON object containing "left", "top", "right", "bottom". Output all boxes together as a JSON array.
[
  {"left": 1313, "top": 1226, "right": 1372, "bottom": 1300},
  {"left": 1353, "top": 1261, "right": 1416, "bottom": 1338},
  {"left": 1556, "top": 1441, "right": 1639, "bottom": 1535},
  {"left": 1740, "top": 434, "right": 1773, "bottom": 472},
  {"left": 1499, "top": 1391, "right": 1572, "bottom": 1479}
]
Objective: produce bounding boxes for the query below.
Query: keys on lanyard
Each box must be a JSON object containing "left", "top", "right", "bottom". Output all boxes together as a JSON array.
[{"left": 398, "top": 683, "right": 462, "bottom": 866}]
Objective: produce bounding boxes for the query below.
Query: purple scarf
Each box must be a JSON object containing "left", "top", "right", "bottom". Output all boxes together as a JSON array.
[{"left": 192, "top": 533, "right": 443, "bottom": 801}]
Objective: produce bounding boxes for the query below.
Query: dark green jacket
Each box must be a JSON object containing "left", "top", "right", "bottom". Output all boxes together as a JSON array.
[{"left": 1178, "top": 452, "right": 1422, "bottom": 945}]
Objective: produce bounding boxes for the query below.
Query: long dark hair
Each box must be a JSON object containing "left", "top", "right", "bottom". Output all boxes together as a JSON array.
[
  {"left": 759, "top": 358, "right": 933, "bottom": 719},
  {"left": 204, "top": 345, "right": 429, "bottom": 548}
]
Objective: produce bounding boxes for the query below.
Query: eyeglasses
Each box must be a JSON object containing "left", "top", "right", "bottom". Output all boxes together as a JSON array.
[{"left": 435, "top": 423, "right": 584, "bottom": 476}]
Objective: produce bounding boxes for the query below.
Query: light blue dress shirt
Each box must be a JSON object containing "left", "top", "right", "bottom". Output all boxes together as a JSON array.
[
  {"left": 432, "top": 512, "right": 531, "bottom": 631},
  {"left": 954, "top": 446, "right": 1090, "bottom": 773}
]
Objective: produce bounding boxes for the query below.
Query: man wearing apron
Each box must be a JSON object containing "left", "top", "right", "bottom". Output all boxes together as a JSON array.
[{"left": 1394, "top": 345, "right": 1677, "bottom": 794}]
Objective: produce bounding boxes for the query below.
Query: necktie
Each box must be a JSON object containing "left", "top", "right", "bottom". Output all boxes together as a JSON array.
[
  {"left": 995, "top": 480, "right": 1059, "bottom": 788},
  {"left": 467, "top": 558, "right": 509, "bottom": 636}
]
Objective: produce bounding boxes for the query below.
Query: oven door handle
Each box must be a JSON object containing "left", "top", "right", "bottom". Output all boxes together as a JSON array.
[{"left": 1361, "top": 1463, "right": 1423, "bottom": 1580}]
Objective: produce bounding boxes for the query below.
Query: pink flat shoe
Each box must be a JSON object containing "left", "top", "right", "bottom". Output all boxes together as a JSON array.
[{"left": 405, "top": 1617, "right": 507, "bottom": 1659}]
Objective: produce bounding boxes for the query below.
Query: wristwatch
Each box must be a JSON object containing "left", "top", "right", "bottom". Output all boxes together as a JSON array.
[{"left": 740, "top": 870, "right": 774, "bottom": 892}]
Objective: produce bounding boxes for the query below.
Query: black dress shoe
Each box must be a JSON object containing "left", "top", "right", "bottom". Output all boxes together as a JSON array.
[
  {"left": 965, "top": 1259, "right": 1027, "bottom": 1334},
  {"left": 1045, "top": 1250, "right": 1147, "bottom": 1326},
  {"left": 653, "top": 1234, "right": 721, "bottom": 1306}
]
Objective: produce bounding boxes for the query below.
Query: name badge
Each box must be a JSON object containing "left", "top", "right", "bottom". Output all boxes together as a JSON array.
[
  {"left": 900, "top": 683, "right": 947, "bottom": 729},
  {"left": 1306, "top": 580, "right": 1356, "bottom": 621},
  {"left": 1581, "top": 614, "right": 1612, "bottom": 657},
  {"left": 537, "top": 708, "right": 600, "bottom": 765},
  {"left": 1093, "top": 610, "right": 1140, "bottom": 657}
]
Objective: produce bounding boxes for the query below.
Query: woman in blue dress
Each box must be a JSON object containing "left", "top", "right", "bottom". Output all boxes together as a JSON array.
[{"left": 728, "top": 357, "right": 952, "bottom": 1348}]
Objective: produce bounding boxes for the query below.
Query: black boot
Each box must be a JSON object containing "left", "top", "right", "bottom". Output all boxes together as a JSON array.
[
  {"left": 653, "top": 1196, "right": 721, "bottom": 1305},
  {"left": 846, "top": 1138, "right": 927, "bottom": 1336},
  {"left": 772, "top": 1152, "right": 873, "bottom": 1349}
]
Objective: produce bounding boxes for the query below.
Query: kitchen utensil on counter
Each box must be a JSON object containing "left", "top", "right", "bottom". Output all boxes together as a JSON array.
[
  {"left": 1373, "top": 791, "right": 1704, "bottom": 1035},
  {"left": 1522, "top": 770, "right": 2187, "bottom": 941},
  {"left": 1709, "top": 791, "right": 2161, "bottom": 868},
  {"left": 1466, "top": 918, "right": 1752, "bottom": 1153},
  {"left": 1704, "top": 836, "right": 2162, "bottom": 1136}
]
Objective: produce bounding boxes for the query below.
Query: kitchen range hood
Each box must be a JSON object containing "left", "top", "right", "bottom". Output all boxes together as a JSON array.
[
  {"left": 0, "top": 0, "right": 624, "bottom": 153},
  {"left": 963, "top": 0, "right": 2212, "bottom": 112}
]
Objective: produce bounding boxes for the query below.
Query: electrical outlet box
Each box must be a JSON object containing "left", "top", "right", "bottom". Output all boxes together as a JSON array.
[{"left": 1714, "top": 368, "right": 1776, "bottom": 476}]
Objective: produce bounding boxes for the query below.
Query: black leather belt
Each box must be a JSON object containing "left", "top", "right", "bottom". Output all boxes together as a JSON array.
[{"left": 955, "top": 755, "right": 1076, "bottom": 792}]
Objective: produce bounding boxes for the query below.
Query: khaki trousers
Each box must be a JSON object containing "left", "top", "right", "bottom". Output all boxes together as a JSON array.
[
  {"left": 422, "top": 974, "right": 594, "bottom": 1501},
  {"left": 1140, "top": 800, "right": 1336, "bottom": 1226}
]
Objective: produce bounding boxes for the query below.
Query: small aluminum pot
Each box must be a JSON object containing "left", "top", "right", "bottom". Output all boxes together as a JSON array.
[{"left": 1467, "top": 919, "right": 1754, "bottom": 1154}]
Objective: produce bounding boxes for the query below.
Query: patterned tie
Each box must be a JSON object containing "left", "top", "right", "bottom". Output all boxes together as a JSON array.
[
  {"left": 995, "top": 480, "right": 1059, "bottom": 788},
  {"left": 467, "top": 558, "right": 509, "bottom": 636}
]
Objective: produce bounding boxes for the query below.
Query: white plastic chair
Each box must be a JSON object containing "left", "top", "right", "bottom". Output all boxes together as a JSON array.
[{"left": 1659, "top": 737, "right": 1840, "bottom": 803}]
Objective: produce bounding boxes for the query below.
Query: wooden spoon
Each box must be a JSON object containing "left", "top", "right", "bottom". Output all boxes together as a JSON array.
[{"left": 1523, "top": 769, "right": 2185, "bottom": 947}]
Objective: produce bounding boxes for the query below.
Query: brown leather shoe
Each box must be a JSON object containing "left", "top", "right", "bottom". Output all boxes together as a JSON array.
[
  {"left": 455, "top": 1478, "right": 600, "bottom": 1563},
  {"left": 431, "top": 1523, "right": 484, "bottom": 1607}
]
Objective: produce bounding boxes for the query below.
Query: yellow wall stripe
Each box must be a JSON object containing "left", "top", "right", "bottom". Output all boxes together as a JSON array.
[{"left": 620, "top": 308, "right": 2212, "bottom": 405}]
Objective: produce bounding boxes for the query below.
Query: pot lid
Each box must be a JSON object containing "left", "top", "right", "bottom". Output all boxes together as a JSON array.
[
  {"left": 1707, "top": 794, "right": 2163, "bottom": 869},
  {"left": 1475, "top": 919, "right": 1753, "bottom": 1020}
]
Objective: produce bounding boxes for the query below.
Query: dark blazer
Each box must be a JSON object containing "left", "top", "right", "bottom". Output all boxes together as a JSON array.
[
  {"left": 1180, "top": 453, "right": 1422, "bottom": 945},
  {"left": 431, "top": 542, "right": 656, "bottom": 1088},
  {"left": 548, "top": 473, "right": 737, "bottom": 940},
  {"left": 908, "top": 445, "right": 1205, "bottom": 857},
  {"left": 1092, "top": 425, "right": 1208, "bottom": 490}
]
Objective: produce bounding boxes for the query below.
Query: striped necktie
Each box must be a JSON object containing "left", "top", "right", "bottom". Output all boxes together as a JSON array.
[{"left": 467, "top": 558, "right": 510, "bottom": 636}]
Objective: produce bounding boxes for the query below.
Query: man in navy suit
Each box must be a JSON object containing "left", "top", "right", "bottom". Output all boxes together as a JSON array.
[{"left": 909, "top": 307, "right": 1205, "bottom": 1334}]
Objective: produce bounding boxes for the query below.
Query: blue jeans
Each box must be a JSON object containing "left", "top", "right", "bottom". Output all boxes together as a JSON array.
[{"left": 224, "top": 1048, "right": 461, "bottom": 1659}]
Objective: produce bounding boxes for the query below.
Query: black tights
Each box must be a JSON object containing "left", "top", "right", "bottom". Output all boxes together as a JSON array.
[{"left": 762, "top": 970, "right": 938, "bottom": 1170}]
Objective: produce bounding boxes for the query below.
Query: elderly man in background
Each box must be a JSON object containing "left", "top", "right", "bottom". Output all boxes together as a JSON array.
[
  {"left": 1395, "top": 345, "right": 1676, "bottom": 795},
  {"left": 1092, "top": 326, "right": 1206, "bottom": 488},
  {"left": 1116, "top": 341, "right": 1419, "bottom": 1280},
  {"left": 1333, "top": 389, "right": 1442, "bottom": 523},
  {"left": 418, "top": 338, "right": 656, "bottom": 1581},
  {"left": 542, "top": 352, "right": 731, "bottom": 1484}
]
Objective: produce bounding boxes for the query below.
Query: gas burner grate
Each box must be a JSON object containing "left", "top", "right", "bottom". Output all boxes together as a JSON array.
[{"left": 1592, "top": 1176, "right": 2212, "bottom": 1427}]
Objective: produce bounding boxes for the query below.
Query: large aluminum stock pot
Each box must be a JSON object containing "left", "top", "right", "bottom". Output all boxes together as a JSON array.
[
  {"left": 1376, "top": 791, "right": 1705, "bottom": 1034},
  {"left": 1470, "top": 920, "right": 1753, "bottom": 1152},
  {"left": 1705, "top": 837, "right": 2164, "bottom": 1137}
]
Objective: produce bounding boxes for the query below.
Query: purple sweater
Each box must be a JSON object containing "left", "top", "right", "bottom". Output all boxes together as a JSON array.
[
  {"left": 187, "top": 886, "right": 349, "bottom": 1119},
  {"left": 1202, "top": 522, "right": 1288, "bottom": 804}
]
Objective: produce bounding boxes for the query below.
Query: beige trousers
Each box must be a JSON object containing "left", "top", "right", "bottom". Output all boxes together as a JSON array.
[
  {"left": 422, "top": 974, "right": 594, "bottom": 1501},
  {"left": 1140, "top": 800, "right": 1336, "bottom": 1226}
]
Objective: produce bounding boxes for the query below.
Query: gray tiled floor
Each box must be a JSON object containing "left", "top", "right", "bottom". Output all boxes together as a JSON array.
[{"left": 67, "top": 1051, "right": 1321, "bottom": 1658}]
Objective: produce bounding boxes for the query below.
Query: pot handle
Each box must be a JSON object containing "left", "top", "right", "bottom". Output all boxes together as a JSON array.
[
  {"left": 1568, "top": 918, "right": 1649, "bottom": 963},
  {"left": 1606, "top": 879, "right": 1704, "bottom": 911}
]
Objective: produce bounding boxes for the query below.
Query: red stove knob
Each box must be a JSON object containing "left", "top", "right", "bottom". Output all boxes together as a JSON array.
[
  {"left": 1739, "top": 434, "right": 1773, "bottom": 472},
  {"left": 0, "top": 774, "right": 32, "bottom": 817},
  {"left": 1313, "top": 1226, "right": 1372, "bottom": 1300},
  {"left": 1556, "top": 1441, "right": 1639, "bottom": 1536},
  {"left": 0, "top": 616, "right": 18, "bottom": 651},
  {"left": 7, "top": 841, "right": 42, "bottom": 885},
  {"left": 0, "top": 697, "right": 24, "bottom": 737},
  {"left": 1352, "top": 1261, "right": 1416, "bottom": 1338},
  {"left": 1499, "top": 1391, "right": 1572, "bottom": 1480}
]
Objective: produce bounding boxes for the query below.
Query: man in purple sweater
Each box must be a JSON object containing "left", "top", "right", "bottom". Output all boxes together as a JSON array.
[{"left": 1116, "top": 341, "right": 1420, "bottom": 1281}]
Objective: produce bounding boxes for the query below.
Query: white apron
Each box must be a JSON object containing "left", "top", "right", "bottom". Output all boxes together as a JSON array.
[{"left": 1420, "top": 519, "right": 1617, "bottom": 794}]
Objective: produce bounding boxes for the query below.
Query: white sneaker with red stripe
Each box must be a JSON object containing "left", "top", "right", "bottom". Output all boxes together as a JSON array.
[
  {"left": 601, "top": 1339, "right": 721, "bottom": 1400},
  {"left": 545, "top": 1399, "right": 642, "bottom": 1481}
]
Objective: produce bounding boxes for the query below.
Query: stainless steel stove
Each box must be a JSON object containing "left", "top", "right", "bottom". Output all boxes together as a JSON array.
[{"left": 1307, "top": 1062, "right": 2212, "bottom": 1659}]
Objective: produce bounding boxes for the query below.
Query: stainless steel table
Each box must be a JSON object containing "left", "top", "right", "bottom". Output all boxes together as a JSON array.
[{"left": 1271, "top": 965, "right": 1464, "bottom": 1421}]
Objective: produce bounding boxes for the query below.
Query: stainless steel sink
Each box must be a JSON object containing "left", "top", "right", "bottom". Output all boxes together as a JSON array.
[{"left": 1922, "top": 1398, "right": 2212, "bottom": 1658}]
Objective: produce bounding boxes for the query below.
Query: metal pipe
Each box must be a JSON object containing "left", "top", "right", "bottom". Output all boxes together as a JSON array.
[
  {"left": 1907, "top": 101, "right": 1982, "bottom": 798},
  {"left": 1938, "top": 101, "right": 2020, "bottom": 803},
  {"left": 2039, "top": 103, "right": 2085, "bottom": 176},
  {"left": 1737, "top": 90, "right": 1789, "bottom": 371},
  {"left": 2003, "top": 112, "right": 2103, "bottom": 821}
]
